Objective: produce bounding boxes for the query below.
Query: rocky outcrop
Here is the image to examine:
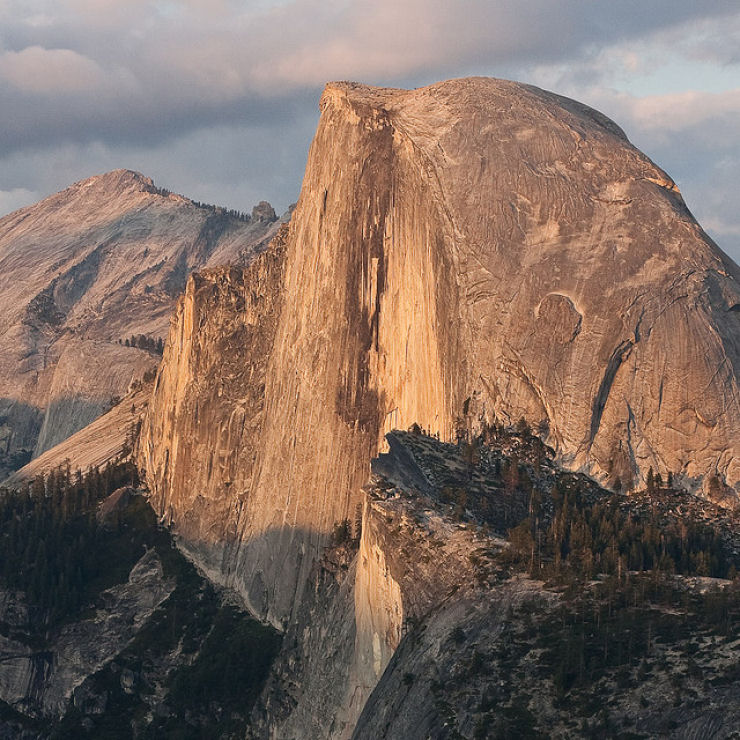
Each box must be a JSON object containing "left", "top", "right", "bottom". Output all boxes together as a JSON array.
[
  {"left": 248, "top": 434, "right": 486, "bottom": 739},
  {"left": 0, "top": 169, "right": 285, "bottom": 478},
  {"left": 39, "top": 548, "right": 174, "bottom": 717},
  {"left": 139, "top": 77, "right": 740, "bottom": 632},
  {"left": 0, "top": 485, "right": 282, "bottom": 737},
  {"left": 139, "top": 229, "right": 290, "bottom": 613},
  {"left": 0, "top": 549, "right": 174, "bottom": 718}
]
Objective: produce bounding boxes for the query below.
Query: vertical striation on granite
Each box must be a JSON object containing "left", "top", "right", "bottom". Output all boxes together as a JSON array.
[
  {"left": 139, "top": 77, "right": 740, "bottom": 630},
  {"left": 248, "top": 435, "right": 488, "bottom": 739},
  {"left": 139, "top": 228, "right": 289, "bottom": 604}
]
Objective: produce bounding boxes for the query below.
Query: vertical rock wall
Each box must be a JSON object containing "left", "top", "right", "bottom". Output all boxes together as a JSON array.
[
  {"left": 140, "top": 86, "right": 466, "bottom": 626},
  {"left": 352, "top": 496, "right": 404, "bottom": 710},
  {"left": 140, "top": 233, "right": 288, "bottom": 596}
]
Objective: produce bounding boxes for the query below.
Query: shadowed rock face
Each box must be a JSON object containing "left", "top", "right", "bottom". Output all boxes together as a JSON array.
[
  {"left": 139, "top": 77, "right": 740, "bottom": 627},
  {"left": 3, "top": 385, "right": 151, "bottom": 488},
  {"left": 0, "top": 169, "right": 284, "bottom": 477}
]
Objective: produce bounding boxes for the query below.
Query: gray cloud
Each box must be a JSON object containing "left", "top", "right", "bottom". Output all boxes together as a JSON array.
[
  {"left": 0, "top": 1, "right": 738, "bottom": 262},
  {"left": 0, "top": 109, "right": 319, "bottom": 216},
  {"left": 1, "top": 0, "right": 737, "bottom": 151}
]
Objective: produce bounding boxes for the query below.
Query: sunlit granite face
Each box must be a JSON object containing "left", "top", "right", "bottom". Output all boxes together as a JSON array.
[{"left": 139, "top": 77, "right": 740, "bottom": 643}]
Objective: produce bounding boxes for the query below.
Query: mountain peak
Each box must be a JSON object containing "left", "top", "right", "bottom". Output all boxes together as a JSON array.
[
  {"left": 82, "top": 168, "right": 152, "bottom": 185},
  {"left": 322, "top": 77, "right": 629, "bottom": 142},
  {"left": 70, "top": 169, "right": 158, "bottom": 197},
  {"left": 0, "top": 165, "right": 286, "bottom": 479}
]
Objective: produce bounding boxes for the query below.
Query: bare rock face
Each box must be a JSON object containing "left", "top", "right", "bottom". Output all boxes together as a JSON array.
[
  {"left": 139, "top": 78, "right": 740, "bottom": 628},
  {"left": 141, "top": 230, "right": 289, "bottom": 599},
  {"left": 0, "top": 169, "right": 284, "bottom": 477},
  {"left": 0, "top": 549, "right": 173, "bottom": 719},
  {"left": 251, "top": 201, "right": 278, "bottom": 223},
  {"left": 247, "top": 433, "right": 486, "bottom": 740}
]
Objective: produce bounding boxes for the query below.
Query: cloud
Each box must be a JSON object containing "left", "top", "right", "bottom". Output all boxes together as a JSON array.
[
  {"left": 0, "top": 46, "right": 107, "bottom": 93},
  {"left": 607, "top": 89, "right": 740, "bottom": 134},
  {"left": 0, "top": 0, "right": 737, "bottom": 263},
  {"left": 0, "top": 110, "right": 318, "bottom": 217},
  {"left": 0, "top": 0, "right": 737, "bottom": 151},
  {"left": 660, "top": 10, "right": 740, "bottom": 66},
  {"left": 0, "top": 187, "right": 40, "bottom": 216}
]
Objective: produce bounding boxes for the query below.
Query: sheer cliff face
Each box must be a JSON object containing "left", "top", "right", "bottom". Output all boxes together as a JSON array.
[
  {"left": 0, "top": 169, "right": 282, "bottom": 478},
  {"left": 333, "top": 77, "right": 739, "bottom": 492},
  {"left": 141, "top": 234, "right": 289, "bottom": 594},
  {"left": 140, "top": 77, "right": 740, "bottom": 624}
]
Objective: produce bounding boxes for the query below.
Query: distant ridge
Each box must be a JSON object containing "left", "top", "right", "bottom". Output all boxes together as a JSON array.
[{"left": 0, "top": 170, "right": 288, "bottom": 478}]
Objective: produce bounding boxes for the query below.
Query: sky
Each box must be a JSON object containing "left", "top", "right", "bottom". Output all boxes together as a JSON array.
[{"left": 0, "top": 1, "right": 738, "bottom": 263}]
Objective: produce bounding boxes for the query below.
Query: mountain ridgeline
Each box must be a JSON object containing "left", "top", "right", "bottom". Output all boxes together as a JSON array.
[{"left": 0, "top": 169, "right": 285, "bottom": 480}]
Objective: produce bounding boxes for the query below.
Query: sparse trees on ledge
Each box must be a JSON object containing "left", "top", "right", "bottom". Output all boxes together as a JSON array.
[{"left": 120, "top": 334, "right": 164, "bottom": 355}]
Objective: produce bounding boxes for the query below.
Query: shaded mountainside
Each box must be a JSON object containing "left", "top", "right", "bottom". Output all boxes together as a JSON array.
[
  {"left": 0, "top": 169, "right": 286, "bottom": 479},
  {"left": 139, "top": 77, "right": 740, "bottom": 636},
  {"left": 4, "top": 420, "right": 739, "bottom": 738},
  {"left": 251, "top": 429, "right": 740, "bottom": 739},
  {"left": 0, "top": 460, "right": 280, "bottom": 738},
  {"left": 4, "top": 384, "right": 150, "bottom": 489}
]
